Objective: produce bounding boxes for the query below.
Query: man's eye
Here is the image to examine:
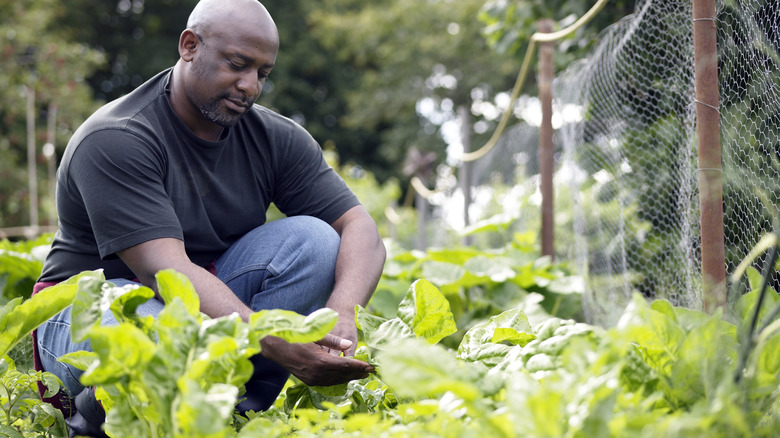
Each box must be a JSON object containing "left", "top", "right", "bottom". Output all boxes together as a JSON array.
[{"left": 229, "top": 61, "right": 245, "bottom": 70}]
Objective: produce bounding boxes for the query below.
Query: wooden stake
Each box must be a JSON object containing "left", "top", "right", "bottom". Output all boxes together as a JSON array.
[
  {"left": 538, "top": 19, "right": 555, "bottom": 260},
  {"left": 693, "top": 0, "right": 726, "bottom": 312}
]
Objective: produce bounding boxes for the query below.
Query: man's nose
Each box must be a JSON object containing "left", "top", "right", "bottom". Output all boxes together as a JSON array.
[{"left": 237, "top": 71, "right": 260, "bottom": 99}]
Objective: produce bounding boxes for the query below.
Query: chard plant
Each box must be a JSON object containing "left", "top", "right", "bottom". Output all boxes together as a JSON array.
[
  {"left": 55, "top": 270, "right": 339, "bottom": 438},
  {"left": 1, "top": 230, "right": 779, "bottom": 437},
  {"left": 267, "top": 234, "right": 780, "bottom": 437},
  {"left": 0, "top": 235, "right": 52, "bottom": 305},
  {"left": 0, "top": 263, "right": 78, "bottom": 437},
  {"left": 375, "top": 230, "right": 584, "bottom": 350}
]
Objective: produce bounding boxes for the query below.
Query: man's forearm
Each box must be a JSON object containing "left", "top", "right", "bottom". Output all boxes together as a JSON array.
[
  {"left": 326, "top": 213, "right": 386, "bottom": 315},
  {"left": 118, "top": 238, "right": 255, "bottom": 322},
  {"left": 171, "top": 262, "right": 255, "bottom": 322}
]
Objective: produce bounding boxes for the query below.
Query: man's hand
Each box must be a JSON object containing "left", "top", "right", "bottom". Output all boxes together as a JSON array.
[
  {"left": 325, "top": 309, "right": 360, "bottom": 357},
  {"left": 260, "top": 334, "right": 374, "bottom": 387}
]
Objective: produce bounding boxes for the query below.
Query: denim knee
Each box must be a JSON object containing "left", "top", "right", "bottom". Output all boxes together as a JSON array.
[
  {"left": 216, "top": 216, "right": 341, "bottom": 315},
  {"left": 292, "top": 216, "right": 340, "bottom": 264}
]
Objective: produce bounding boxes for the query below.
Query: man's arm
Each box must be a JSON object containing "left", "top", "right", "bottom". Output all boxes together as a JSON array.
[
  {"left": 117, "top": 237, "right": 374, "bottom": 385},
  {"left": 326, "top": 205, "right": 387, "bottom": 356},
  {"left": 118, "top": 238, "right": 254, "bottom": 320}
]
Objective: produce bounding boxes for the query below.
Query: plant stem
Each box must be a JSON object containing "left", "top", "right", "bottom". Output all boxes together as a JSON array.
[{"left": 734, "top": 238, "right": 778, "bottom": 383}]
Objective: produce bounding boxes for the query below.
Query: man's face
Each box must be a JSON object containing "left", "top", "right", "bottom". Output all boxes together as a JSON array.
[{"left": 185, "top": 28, "right": 277, "bottom": 128}]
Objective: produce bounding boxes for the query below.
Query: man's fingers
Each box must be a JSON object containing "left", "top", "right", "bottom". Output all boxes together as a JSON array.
[
  {"left": 316, "top": 333, "right": 353, "bottom": 351},
  {"left": 340, "top": 356, "right": 375, "bottom": 374}
]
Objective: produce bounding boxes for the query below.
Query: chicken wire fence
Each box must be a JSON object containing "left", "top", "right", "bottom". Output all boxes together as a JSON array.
[{"left": 554, "top": 0, "right": 780, "bottom": 325}]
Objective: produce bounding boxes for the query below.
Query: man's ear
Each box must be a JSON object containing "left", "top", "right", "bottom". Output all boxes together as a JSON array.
[{"left": 179, "top": 29, "right": 200, "bottom": 62}]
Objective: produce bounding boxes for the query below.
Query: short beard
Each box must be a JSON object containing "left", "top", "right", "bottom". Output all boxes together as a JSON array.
[
  {"left": 190, "top": 52, "right": 246, "bottom": 128},
  {"left": 199, "top": 98, "right": 242, "bottom": 128}
]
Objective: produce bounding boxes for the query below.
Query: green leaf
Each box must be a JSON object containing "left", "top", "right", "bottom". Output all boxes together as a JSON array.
[
  {"left": 0, "top": 424, "right": 25, "bottom": 438},
  {"left": 459, "top": 213, "right": 514, "bottom": 236},
  {"left": 491, "top": 327, "right": 536, "bottom": 346},
  {"left": 250, "top": 308, "right": 337, "bottom": 344},
  {"left": 71, "top": 275, "right": 141, "bottom": 343},
  {"left": 463, "top": 256, "right": 517, "bottom": 283},
  {"left": 109, "top": 286, "right": 156, "bottom": 332},
  {"left": 59, "top": 350, "right": 99, "bottom": 372},
  {"left": 620, "top": 343, "right": 659, "bottom": 391},
  {"left": 668, "top": 316, "right": 737, "bottom": 407},
  {"left": 378, "top": 339, "right": 500, "bottom": 401},
  {"left": 175, "top": 380, "right": 238, "bottom": 436},
  {"left": 617, "top": 294, "right": 685, "bottom": 376},
  {"left": 155, "top": 269, "right": 200, "bottom": 318},
  {"left": 0, "top": 271, "right": 88, "bottom": 357},
  {"left": 420, "top": 260, "right": 465, "bottom": 287},
  {"left": 0, "top": 249, "right": 44, "bottom": 301},
  {"left": 310, "top": 382, "right": 350, "bottom": 397},
  {"left": 652, "top": 299, "right": 727, "bottom": 334},
  {"left": 184, "top": 315, "right": 257, "bottom": 387},
  {"left": 426, "top": 247, "right": 484, "bottom": 265},
  {"left": 458, "top": 307, "right": 534, "bottom": 366},
  {"left": 148, "top": 298, "right": 201, "bottom": 386},
  {"left": 396, "top": 279, "right": 457, "bottom": 344},
  {"left": 355, "top": 308, "right": 414, "bottom": 349},
  {"left": 0, "top": 297, "right": 22, "bottom": 335},
  {"left": 734, "top": 268, "right": 780, "bottom": 325},
  {"left": 39, "top": 372, "right": 62, "bottom": 399},
  {"left": 79, "top": 323, "right": 157, "bottom": 386}
]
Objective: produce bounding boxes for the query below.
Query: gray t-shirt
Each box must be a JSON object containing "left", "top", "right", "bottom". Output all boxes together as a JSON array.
[{"left": 39, "top": 69, "right": 358, "bottom": 282}]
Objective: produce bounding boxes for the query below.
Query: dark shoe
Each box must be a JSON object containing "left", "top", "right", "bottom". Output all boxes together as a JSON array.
[{"left": 67, "top": 387, "right": 107, "bottom": 438}]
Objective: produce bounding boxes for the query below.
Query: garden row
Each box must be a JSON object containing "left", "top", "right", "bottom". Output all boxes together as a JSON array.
[{"left": 1, "top": 230, "right": 779, "bottom": 437}]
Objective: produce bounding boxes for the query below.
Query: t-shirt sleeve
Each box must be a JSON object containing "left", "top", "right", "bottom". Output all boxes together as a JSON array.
[
  {"left": 64, "top": 129, "right": 183, "bottom": 259},
  {"left": 270, "top": 124, "right": 359, "bottom": 224}
]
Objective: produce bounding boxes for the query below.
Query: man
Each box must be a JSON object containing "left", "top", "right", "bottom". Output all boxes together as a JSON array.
[{"left": 34, "top": 0, "right": 385, "bottom": 433}]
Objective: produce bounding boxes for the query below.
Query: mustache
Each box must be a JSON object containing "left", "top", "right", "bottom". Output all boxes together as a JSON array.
[{"left": 223, "top": 93, "right": 253, "bottom": 108}]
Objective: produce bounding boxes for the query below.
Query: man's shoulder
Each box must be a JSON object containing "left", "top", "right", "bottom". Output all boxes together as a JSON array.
[
  {"left": 242, "top": 104, "right": 313, "bottom": 142},
  {"left": 246, "top": 105, "right": 297, "bottom": 126},
  {"left": 72, "top": 69, "right": 172, "bottom": 142}
]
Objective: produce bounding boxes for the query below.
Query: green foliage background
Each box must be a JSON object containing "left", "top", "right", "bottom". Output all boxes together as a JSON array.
[{"left": 1, "top": 0, "right": 632, "bottom": 230}]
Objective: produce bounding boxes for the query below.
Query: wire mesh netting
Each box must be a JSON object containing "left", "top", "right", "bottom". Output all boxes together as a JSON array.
[{"left": 553, "top": 0, "right": 780, "bottom": 325}]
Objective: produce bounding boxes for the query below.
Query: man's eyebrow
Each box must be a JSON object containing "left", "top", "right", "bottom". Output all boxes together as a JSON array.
[{"left": 230, "top": 52, "right": 274, "bottom": 69}]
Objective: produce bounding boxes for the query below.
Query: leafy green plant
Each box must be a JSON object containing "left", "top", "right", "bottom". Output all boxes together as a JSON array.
[
  {"left": 0, "top": 235, "right": 52, "bottom": 305},
  {"left": 375, "top": 230, "right": 583, "bottom": 349},
  {"left": 0, "top": 357, "right": 67, "bottom": 438},
  {"left": 0, "top": 262, "right": 79, "bottom": 438},
  {"left": 2, "top": 231, "right": 779, "bottom": 437},
  {"left": 56, "top": 269, "right": 339, "bottom": 438},
  {"left": 268, "top": 236, "right": 780, "bottom": 437}
]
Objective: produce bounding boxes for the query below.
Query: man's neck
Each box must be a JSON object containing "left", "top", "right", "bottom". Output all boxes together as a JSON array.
[{"left": 168, "top": 62, "right": 223, "bottom": 142}]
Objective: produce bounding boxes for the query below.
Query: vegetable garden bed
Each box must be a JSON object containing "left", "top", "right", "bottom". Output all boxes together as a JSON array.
[{"left": 1, "top": 233, "right": 779, "bottom": 437}]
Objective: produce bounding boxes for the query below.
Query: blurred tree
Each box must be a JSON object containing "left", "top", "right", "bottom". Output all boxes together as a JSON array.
[
  {"left": 6, "top": 0, "right": 636, "bottom": 232},
  {"left": 308, "top": 0, "right": 520, "bottom": 182},
  {"left": 0, "top": 0, "right": 104, "bottom": 228},
  {"left": 53, "top": 0, "right": 195, "bottom": 101},
  {"left": 260, "top": 0, "right": 389, "bottom": 180},
  {"left": 480, "top": 0, "right": 636, "bottom": 66}
]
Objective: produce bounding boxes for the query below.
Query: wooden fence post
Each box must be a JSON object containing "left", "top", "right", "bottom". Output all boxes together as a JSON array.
[
  {"left": 459, "top": 105, "right": 473, "bottom": 246},
  {"left": 693, "top": 0, "right": 726, "bottom": 312},
  {"left": 26, "top": 86, "right": 39, "bottom": 236},
  {"left": 538, "top": 19, "right": 555, "bottom": 260}
]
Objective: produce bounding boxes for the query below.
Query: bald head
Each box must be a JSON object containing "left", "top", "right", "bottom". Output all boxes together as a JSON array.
[
  {"left": 170, "top": 0, "right": 280, "bottom": 139},
  {"left": 187, "top": 0, "right": 278, "bottom": 46}
]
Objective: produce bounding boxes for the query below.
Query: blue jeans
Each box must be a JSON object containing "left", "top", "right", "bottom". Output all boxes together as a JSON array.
[{"left": 36, "top": 216, "right": 340, "bottom": 411}]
